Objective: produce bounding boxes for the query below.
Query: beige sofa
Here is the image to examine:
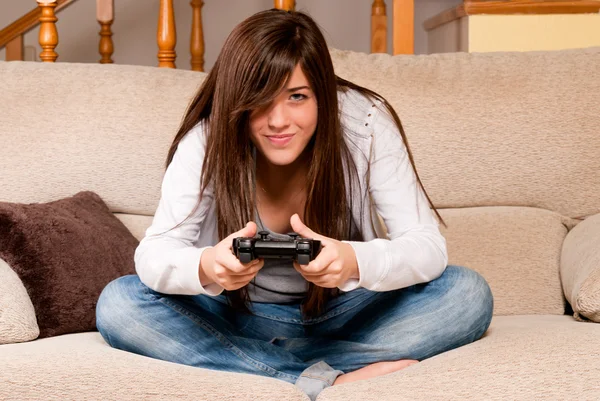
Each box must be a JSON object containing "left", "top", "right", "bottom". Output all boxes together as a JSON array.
[{"left": 1, "top": 46, "right": 600, "bottom": 400}]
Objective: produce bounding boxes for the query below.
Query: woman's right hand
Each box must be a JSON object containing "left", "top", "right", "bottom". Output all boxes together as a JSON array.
[{"left": 199, "top": 221, "right": 264, "bottom": 291}]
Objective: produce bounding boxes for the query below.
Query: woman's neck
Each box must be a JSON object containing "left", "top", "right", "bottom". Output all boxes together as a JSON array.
[{"left": 255, "top": 150, "right": 310, "bottom": 203}]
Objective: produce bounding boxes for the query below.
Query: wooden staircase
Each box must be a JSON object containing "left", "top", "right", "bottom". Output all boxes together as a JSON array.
[{"left": 0, "top": 0, "right": 416, "bottom": 71}]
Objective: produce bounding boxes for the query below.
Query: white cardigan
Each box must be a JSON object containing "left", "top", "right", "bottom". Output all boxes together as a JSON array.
[{"left": 134, "top": 89, "right": 448, "bottom": 297}]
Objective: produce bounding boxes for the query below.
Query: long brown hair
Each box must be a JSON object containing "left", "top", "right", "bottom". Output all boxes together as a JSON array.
[{"left": 165, "top": 9, "right": 445, "bottom": 319}]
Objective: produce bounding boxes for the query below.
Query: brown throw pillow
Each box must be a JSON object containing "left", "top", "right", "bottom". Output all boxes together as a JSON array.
[{"left": 0, "top": 191, "right": 138, "bottom": 339}]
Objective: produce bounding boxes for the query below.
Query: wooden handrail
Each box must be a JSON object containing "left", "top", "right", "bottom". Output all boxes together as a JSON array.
[{"left": 0, "top": 0, "right": 77, "bottom": 49}]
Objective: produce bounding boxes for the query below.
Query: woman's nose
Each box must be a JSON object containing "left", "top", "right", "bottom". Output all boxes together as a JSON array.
[{"left": 267, "top": 103, "right": 290, "bottom": 132}]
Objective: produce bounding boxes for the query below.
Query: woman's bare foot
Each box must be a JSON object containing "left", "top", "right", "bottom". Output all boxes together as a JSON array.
[{"left": 333, "top": 359, "right": 419, "bottom": 386}]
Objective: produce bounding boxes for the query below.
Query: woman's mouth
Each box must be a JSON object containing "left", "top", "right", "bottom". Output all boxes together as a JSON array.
[{"left": 266, "top": 134, "right": 294, "bottom": 146}]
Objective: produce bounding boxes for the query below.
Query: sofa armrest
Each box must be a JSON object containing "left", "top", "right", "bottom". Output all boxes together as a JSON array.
[{"left": 561, "top": 213, "right": 600, "bottom": 322}]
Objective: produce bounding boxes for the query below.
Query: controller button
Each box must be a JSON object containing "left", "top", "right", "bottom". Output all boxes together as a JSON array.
[
  {"left": 239, "top": 253, "right": 253, "bottom": 264},
  {"left": 297, "top": 254, "right": 310, "bottom": 265}
]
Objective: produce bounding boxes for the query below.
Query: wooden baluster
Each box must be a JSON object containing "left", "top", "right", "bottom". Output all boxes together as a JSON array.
[
  {"left": 371, "top": 0, "right": 387, "bottom": 53},
  {"left": 274, "top": 0, "right": 295, "bottom": 11},
  {"left": 36, "top": 0, "right": 58, "bottom": 62},
  {"left": 158, "top": 0, "right": 177, "bottom": 68},
  {"left": 97, "top": 0, "right": 114, "bottom": 63},
  {"left": 190, "top": 0, "right": 204, "bottom": 72},
  {"left": 393, "top": 0, "right": 414, "bottom": 55},
  {"left": 6, "top": 35, "right": 25, "bottom": 61}
]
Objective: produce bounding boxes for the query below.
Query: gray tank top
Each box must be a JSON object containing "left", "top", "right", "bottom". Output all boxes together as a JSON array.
[{"left": 246, "top": 214, "right": 309, "bottom": 304}]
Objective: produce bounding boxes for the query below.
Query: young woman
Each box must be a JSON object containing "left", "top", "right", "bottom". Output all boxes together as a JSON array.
[{"left": 96, "top": 9, "right": 493, "bottom": 401}]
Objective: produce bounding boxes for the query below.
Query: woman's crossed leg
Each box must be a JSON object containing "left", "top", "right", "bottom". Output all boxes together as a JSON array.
[{"left": 96, "top": 265, "right": 493, "bottom": 400}]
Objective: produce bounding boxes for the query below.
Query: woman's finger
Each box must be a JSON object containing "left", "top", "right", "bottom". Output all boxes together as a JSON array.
[
  {"left": 217, "top": 249, "right": 258, "bottom": 274},
  {"left": 299, "top": 249, "right": 336, "bottom": 273},
  {"left": 306, "top": 274, "right": 337, "bottom": 288},
  {"left": 229, "top": 272, "right": 259, "bottom": 286},
  {"left": 229, "top": 259, "right": 263, "bottom": 275}
]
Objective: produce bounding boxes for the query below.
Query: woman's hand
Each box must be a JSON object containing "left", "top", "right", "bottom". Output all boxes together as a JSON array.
[
  {"left": 199, "top": 222, "right": 264, "bottom": 291},
  {"left": 289, "top": 213, "right": 359, "bottom": 288}
]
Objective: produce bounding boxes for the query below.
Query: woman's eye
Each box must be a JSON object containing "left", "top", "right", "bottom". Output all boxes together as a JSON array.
[{"left": 290, "top": 93, "right": 307, "bottom": 102}]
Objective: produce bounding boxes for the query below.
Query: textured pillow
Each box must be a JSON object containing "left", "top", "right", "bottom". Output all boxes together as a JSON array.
[
  {"left": 0, "top": 191, "right": 139, "bottom": 339},
  {"left": 0, "top": 258, "right": 39, "bottom": 344},
  {"left": 561, "top": 213, "right": 600, "bottom": 323}
]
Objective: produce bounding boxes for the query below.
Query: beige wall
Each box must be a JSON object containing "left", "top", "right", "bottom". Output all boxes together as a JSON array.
[
  {"left": 1, "top": 0, "right": 462, "bottom": 69},
  {"left": 427, "top": 13, "right": 600, "bottom": 54},
  {"left": 468, "top": 14, "right": 600, "bottom": 53},
  {"left": 427, "top": 14, "right": 468, "bottom": 54}
]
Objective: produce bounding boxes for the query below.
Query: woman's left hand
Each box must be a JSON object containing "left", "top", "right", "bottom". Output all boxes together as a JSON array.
[{"left": 289, "top": 213, "right": 359, "bottom": 288}]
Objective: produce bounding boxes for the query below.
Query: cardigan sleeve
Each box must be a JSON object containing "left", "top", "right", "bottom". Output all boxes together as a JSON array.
[
  {"left": 340, "top": 102, "right": 448, "bottom": 292},
  {"left": 134, "top": 123, "right": 224, "bottom": 296}
]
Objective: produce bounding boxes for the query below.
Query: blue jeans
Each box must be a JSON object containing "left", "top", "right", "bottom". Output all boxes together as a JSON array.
[{"left": 96, "top": 265, "right": 493, "bottom": 401}]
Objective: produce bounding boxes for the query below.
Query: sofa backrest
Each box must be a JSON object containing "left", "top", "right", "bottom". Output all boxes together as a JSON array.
[
  {"left": 330, "top": 46, "right": 600, "bottom": 220},
  {"left": 1, "top": 49, "right": 598, "bottom": 218},
  {"left": 0, "top": 61, "right": 204, "bottom": 216}
]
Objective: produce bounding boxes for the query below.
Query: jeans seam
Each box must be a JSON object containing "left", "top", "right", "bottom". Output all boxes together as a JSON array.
[
  {"left": 251, "top": 311, "right": 303, "bottom": 324},
  {"left": 158, "top": 297, "right": 299, "bottom": 382},
  {"left": 141, "top": 281, "right": 159, "bottom": 300},
  {"left": 302, "top": 291, "right": 381, "bottom": 324}
]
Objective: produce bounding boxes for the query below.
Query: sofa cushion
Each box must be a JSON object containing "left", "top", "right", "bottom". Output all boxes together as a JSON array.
[
  {"left": 438, "top": 206, "right": 576, "bottom": 315},
  {"left": 318, "top": 315, "right": 600, "bottom": 400},
  {"left": 0, "top": 258, "right": 39, "bottom": 344},
  {"left": 0, "top": 332, "right": 309, "bottom": 401},
  {"left": 561, "top": 212, "right": 600, "bottom": 322},
  {"left": 0, "top": 191, "right": 138, "bottom": 339},
  {"left": 2, "top": 316, "right": 597, "bottom": 400},
  {"left": 330, "top": 47, "right": 600, "bottom": 220}
]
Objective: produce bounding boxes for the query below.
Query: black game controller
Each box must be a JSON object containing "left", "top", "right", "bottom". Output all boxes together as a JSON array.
[{"left": 232, "top": 231, "right": 322, "bottom": 265}]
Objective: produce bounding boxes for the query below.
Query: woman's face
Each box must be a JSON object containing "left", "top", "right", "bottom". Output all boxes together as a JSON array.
[{"left": 249, "top": 64, "right": 318, "bottom": 167}]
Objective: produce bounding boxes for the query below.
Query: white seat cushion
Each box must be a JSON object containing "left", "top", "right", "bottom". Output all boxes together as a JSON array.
[
  {"left": 319, "top": 315, "right": 600, "bottom": 400},
  {"left": 0, "top": 331, "right": 309, "bottom": 401}
]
